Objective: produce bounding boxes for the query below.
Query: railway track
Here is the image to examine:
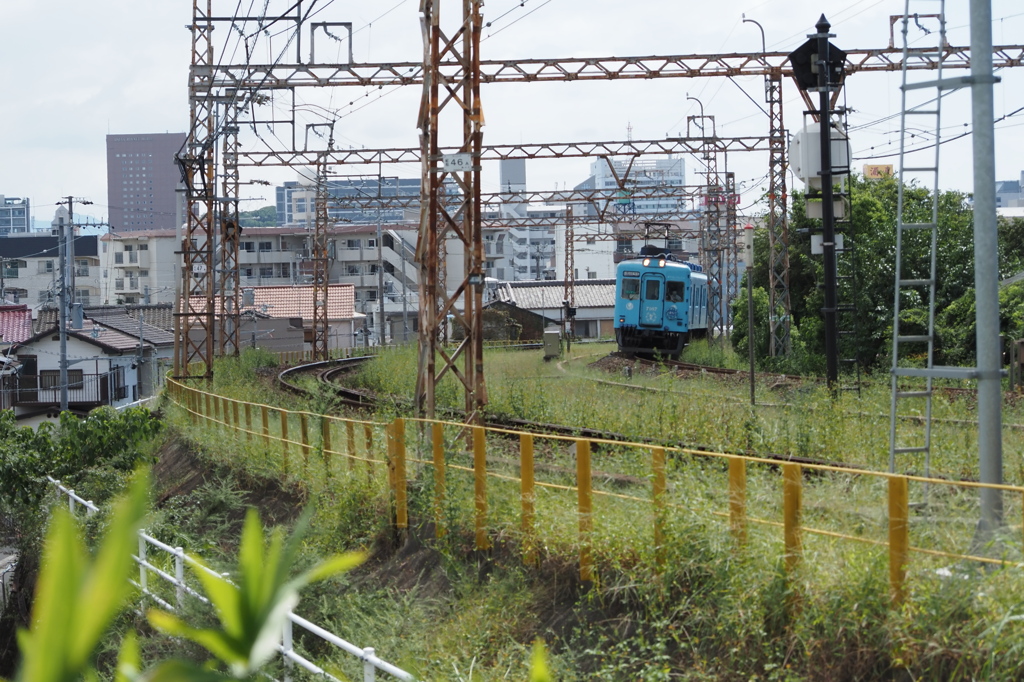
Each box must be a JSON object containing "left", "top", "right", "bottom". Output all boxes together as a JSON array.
[{"left": 275, "top": 353, "right": 870, "bottom": 474}]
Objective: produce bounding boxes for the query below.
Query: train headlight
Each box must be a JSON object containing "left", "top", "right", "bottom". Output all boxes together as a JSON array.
[
  {"left": 659, "top": 259, "right": 666, "bottom": 267},
  {"left": 642, "top": 258, "right": 651, "bottom": 266}
]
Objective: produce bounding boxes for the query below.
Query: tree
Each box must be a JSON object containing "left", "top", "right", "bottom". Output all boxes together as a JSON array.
[
  {"left": 744, "top": 175, "right": 982, "bottom": 372},
  {"left": 238, "top": 206, "right": 278, "bottom": 228}
]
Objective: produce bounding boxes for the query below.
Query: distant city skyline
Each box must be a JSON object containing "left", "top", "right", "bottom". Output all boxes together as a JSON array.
[{"left": 2, "top": 2, "right": 1023, "bottom": 223}]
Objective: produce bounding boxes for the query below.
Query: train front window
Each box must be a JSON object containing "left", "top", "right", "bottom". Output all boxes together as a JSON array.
[
  {"left": 644, "top": 280, "right": 661, "bottom": 300},
  {"left": 621, "top": 278, "right": 640, "bottom": 300},
  {"left": 666, "top": 281, "right": 684, "bottom": 303}
]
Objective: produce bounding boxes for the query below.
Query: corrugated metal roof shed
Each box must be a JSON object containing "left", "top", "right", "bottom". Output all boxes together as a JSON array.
[{"left": 495, "top": 279, "right": 616, "bottom": 310}]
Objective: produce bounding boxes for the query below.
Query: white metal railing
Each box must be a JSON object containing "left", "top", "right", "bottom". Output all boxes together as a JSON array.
[{"left": 47, "top": 478, "right": 412, "bottom": 681}]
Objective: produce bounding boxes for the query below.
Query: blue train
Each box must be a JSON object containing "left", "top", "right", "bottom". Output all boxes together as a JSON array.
[{"left": 614, "top": 245, "right": 709, "bottom": 357}]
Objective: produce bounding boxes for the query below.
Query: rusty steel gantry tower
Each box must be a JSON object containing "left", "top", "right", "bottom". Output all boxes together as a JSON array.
[
  {"left": 415, "top": 0, "right": 486, "bottom": 420},
  {"left": 177, "top": 0, "right": 1023, "bottom": 405}
]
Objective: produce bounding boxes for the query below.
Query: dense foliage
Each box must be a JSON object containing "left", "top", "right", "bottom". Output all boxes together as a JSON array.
[
  {"left": 0, "top": 407, "right": 161, "bottom": 507},
  {"left": 733, "top": 175, "right": 1024, "bottom": 373}
]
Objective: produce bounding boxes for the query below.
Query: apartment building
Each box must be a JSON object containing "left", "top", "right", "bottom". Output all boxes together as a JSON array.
[
  {"left": 106, "top": 133, "right": 187, "bottom": 232},
  {"left": 0, "top": 234, "right": 100, "bottom": 308},
  {"left": 0, "top": 196, "right": 31, "bottom": 235},
  {"left": 99, "top": 229, "right": 178, "bottom": 305}
]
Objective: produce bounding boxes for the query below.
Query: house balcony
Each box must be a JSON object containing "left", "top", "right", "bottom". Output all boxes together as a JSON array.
[
  {"left": 114, "top": 277, "right": 141, "bottom": 293},
  {"left": 8, "top": 370, "right": 127, "bottom": 409}
]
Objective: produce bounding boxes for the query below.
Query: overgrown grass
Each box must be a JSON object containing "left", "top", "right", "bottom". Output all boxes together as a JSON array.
[{"left": 142, "top": 345, "right": 1024, "bottom": 680}]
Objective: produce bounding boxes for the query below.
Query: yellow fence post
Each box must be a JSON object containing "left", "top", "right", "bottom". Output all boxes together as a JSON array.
[
  {"left": 433, "top": 422, "right": 446, "bottom": 538},
  {"left": 300, "top": 413, "right": 310, "bottom": 473},
  {"left": 521, "top": 433, "right": 536, "bottom": 565},
  {"left": 322, "top": 416, "right": 332, "bottom": 478},
  {"left": 221, "top": 397, "right": 228, "bottom": 427},
  {"left": 783, "top": 464, "right": 803, "bottom": 574},
  {"left": 244, "top": 403, "right": 252, "bottom": 441},
  {"left": 394, "top": 419, "right": 408, "bottom": 530},
  {"left": 889, "top": 476, "right": 909, "bottom": 605},
  {"left": 729, "top": 456, "right": 748, "bottom": 545},
  {"left": 280, "top": 411, "right": 290, "bottom": 476},
  {"left": 346, "top": 421, "right": 357, "bottom": 472},
  {"left": 232, "top": 401, "right": 240, "bottom": 434},
  {"left": 652, "top": 447, "right": 666, "bottom": 567},
  {"left": 385, "top": 424, "right": 395, "bottom": 490},
  {"left": 204, "top": 393, "right": 212, "bottom": 423},
  {"left": 364, "top": 424, "right": 374, "bottom": 475},
  {"left": 474, "top": 426, "right": 490, "bottom": 550},
  {"left": 261, "top": 405, "right": 270, "bottom": 448},
  {"left": 577, "top": 439, "right": 594, "bottom": 582}
]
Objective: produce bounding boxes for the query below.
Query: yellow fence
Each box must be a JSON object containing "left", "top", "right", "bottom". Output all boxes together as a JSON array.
[{"left": 165, "top": 377, "right": 1024, "bottom": 605}]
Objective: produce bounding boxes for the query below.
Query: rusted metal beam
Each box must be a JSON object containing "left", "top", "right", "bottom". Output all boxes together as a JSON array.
[
  {"left": 201, "top": 44, "right": 1024, "bottom": 89},
  {"left": 175, "top": 0, "right": 216, "bottom": 380},
  {"left": 235, "top": 135, "right": 771, "bottom": 167},
  {"left": 312, "top": 159, "right": 330, "bottom": 361},
  {"left": 416, "top": 0, "right": 487, "bottom": 422}
]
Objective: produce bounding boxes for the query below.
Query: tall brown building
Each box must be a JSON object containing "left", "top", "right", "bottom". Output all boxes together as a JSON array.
[{"left": 105, "top": 133, "right": 186, "bottom": 232}]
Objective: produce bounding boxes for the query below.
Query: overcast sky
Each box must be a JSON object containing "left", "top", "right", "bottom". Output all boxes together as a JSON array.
[{"left": 1, "top": 1, "right": 1022, "bottom": 228}]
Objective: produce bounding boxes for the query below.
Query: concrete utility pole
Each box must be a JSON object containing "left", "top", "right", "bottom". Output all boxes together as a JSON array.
[
  {"left": 58, "top": 196, "right": 93, "bottom": 412},
  {"left": 58, "top": 200, "right": 69, "bottom": 413},
  {"left": 970, "top": 0, "right": 1004, "bottom": 537}
]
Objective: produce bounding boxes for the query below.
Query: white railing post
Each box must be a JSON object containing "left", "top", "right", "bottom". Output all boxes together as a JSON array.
[
  {"left": 85, "top": 501, "right": 95, "bottom": 517},
  {"left": 174, "top": 547, "right": 184, "bottom": 608},
  {"left": 138, "top": 534, "right": 148, "bottom": 594},
  {"left": 282, "top": 617, "right": 294, "bottom": 682},
  {"left": 363, "top": 647, "right": 376, "bottom": 682},
  {"left": 67, "top": 489, "right": 76, "bottom": 514}
]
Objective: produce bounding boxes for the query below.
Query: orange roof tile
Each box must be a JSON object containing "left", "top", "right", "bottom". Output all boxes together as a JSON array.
[{"left": 189, "top": 284, "right": 360, "bottom": 321}]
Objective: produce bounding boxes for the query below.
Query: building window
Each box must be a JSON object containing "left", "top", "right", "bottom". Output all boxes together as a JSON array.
[
  {"left": 241, "top": 241, "right": 254, "bottom": 252},
  {"left": 138, "top": 244, "right": 149, "bottom": 251},
  {"left": 258, "top": 241, "right": 272, "bottom": 252},
  {"left": 347, "top": 239, "right": 360, "bottom": 248},
  {"left": 280, "top": 263, "right": 290, "bottom": 278},
  {"left": 259, "top": 266, "right": 273, "bottom": 278},
  {"left": 40, "top": 369, "right": 83, "bottom": 390}
]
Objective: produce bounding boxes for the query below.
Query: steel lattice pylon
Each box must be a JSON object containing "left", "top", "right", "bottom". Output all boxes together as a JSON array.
[
  {"left": 312, "top": 160, "right": 331, "bottom": 361},
  {"left": 415, "top": 0, "right": 487, "bottom": 421},
  {"left": 175, "top": 0, "right": 216, "bottom": 380},
  {"left": 217, "top": 107, "right": 241, "bottom": 358},
  {"left": 562, "top": 205, "right": 575, "bottom": 336},
  {"left": 766, "top": 71, "right": 792, "bottom": 356},
  {"left": 692, "top": 115, "right": 727, "bottom": 340}
]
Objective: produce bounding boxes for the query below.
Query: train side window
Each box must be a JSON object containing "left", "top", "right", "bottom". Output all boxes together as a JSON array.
[
  {"left": 621, "top": 278, "right": 640, "bottom": 300},
  {"left": 666, "top": 281, "right": 684, "bottom": 303},
  {"left": 644, "top": 279, "right": 661, "bottom": 300}
]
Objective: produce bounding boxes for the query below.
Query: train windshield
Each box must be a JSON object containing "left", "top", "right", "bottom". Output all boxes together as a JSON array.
[
  {"left": 621, "top": 278, "right": 640, "bottom": 299},
  {"left": 666, "top": 281, "right": 684, "bottom": 303},
  {"left": 644, "top": 279, "right": 661, "bottom": 300}
]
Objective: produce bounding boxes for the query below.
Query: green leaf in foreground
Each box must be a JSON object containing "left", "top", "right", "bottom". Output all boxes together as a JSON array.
[
  {"left": 14, "top": 469, "right": 150, "bottom": 682},
  {"left": 147, "top": 507, "right": 365, "bottom": 678}
]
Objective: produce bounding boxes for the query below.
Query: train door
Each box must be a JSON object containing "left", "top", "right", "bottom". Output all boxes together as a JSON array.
[{"left": 639, "top": 273, "right": 665, "bottom": 327}]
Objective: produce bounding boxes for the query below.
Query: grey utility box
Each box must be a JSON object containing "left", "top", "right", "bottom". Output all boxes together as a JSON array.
[{"left": 543, "top": 329, "right": 562, "bottom": 360}]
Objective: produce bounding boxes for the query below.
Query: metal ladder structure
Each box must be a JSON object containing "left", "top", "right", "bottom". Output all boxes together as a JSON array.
[
  {"left": 889, "top": 1, "right": 968, "bottom": 476},
  {"left": 830, "top": 112, "right": 861, "bottom": 394}
]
